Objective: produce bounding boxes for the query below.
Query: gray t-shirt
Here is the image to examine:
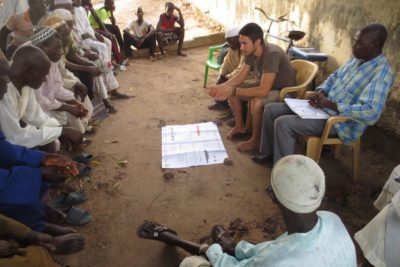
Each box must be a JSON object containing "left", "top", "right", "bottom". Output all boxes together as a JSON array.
[{"left": 245, "top": 43, "right": 296, "bottom": 90}]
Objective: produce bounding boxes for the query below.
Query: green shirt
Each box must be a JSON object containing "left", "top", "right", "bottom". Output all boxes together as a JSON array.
[{"left": 88, "top": 7, "right": 111, "bottom": 29}]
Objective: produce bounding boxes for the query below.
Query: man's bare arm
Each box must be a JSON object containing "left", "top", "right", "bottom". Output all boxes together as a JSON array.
[
  {"left": 236, "top": 72, "right": 276, "bottom": 97},
  {"left": 220, "top": 64, "right": 251, "bottom": 87},
  {"left": 175, "top": 7, "right": 184, "bottom": 27}
]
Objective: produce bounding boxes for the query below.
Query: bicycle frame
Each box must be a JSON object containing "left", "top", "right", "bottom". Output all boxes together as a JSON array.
[{"left": 255, "top": 7, "right": 303, "bottom": 53}]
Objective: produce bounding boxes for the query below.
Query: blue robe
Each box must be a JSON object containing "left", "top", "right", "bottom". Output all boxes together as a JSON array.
[{"left": 0, "top": 131, "right": 47, "bottom": 231}]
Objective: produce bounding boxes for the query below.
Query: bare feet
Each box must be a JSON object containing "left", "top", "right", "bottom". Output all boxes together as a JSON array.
[
  {"left": 103, "top": 99, "right": 117, "bottom": 114},
  {"left": 226, "top": 126, "right": 246, "bottom": 140},
  {"left": 236, "top": 138, "right": 260, "bottom": 152},
  {"left": 110, "top": 90, "right": 130, "bottom": 99},
  {"left": 177, "top": 51, "right": 187, "bottom": 57},
  {"left": 43, "top": 223, "right": 77, "bottom": 236},
  {"left": 46, "top": 206, "right": 67, "bottom": 224},
  {"left": 107, "top": 105, "right": 118, "bottom": 114},
  {"left": 53, "top": 233, "right": 85, "bottom": 255}
]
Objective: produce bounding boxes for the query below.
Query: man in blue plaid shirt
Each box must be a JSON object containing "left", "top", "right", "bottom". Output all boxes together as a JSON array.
[{"left": 252, "top": 23, "right": 394, "bottom": 164}]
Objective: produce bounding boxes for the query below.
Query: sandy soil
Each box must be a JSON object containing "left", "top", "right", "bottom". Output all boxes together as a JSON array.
[{"left": 61, "top": 1, "right": 400, "bottom": 266}]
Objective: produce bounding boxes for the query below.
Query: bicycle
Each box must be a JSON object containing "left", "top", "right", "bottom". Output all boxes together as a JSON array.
[{"left": 255, "top": 7, "right": 305, "bottom": 53}]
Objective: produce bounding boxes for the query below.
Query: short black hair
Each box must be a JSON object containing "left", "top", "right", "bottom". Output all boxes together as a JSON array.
[
  {"left": 165, "top": 2, "right": 174, "bottom": 9},
  {"left": 239, "top": 23, "right": 264, "bottom": 44},
  {"left": 360, "top": 23, "right": 388, "bottom": 49}
]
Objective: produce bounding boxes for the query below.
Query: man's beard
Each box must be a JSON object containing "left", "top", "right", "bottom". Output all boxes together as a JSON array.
[{"left": 247, "top": 47, "right": 256, "bottom": 56}]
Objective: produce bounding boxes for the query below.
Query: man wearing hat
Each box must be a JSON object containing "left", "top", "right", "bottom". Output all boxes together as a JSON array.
[
  {"left": 136, "top": 155, "right": 357, "bottom": 266},
  {"left": 123, "top": 7, "right": 157, "bottom": 61},
  {"left": 208, "top": 26, "right": 245, "bottom": 111}
]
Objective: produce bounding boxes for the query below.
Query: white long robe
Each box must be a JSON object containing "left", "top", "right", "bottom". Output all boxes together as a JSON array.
[
  {"left": 0, "top": 82, "right": 62, "bottom": 148},
  {"left": 35, "top": 61, "right": 93, "bottom": 134}
]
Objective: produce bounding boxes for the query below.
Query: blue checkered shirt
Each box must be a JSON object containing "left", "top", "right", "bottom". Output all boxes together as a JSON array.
[{"left": 317, "top": 54, "right": 394, "bottom": 144}]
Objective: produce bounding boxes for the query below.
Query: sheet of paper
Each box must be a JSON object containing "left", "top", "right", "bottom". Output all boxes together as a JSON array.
[
  {"left": 162, "top": 122, "right": 228, "bottom": 168},
  {"left": 284, "top": 98, "right": 329, "bottom": 119}
]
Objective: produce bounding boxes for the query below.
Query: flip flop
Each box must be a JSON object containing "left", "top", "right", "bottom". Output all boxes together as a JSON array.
[
  {"left": 77, "top": 165, "right": 92, "bottom": 178},
  {"left": 136, "top": 220, "right": 177, "bottom": 244},
  {"left": 80, "top": 138, "right": 92, "bottom": 148},
  {"left": 230, "top": 131, "right": 252, "bottom": 141},
  {"left": 85, "top": 126, "right": 97, "bottom": 135},
  {"left": 51, "top": 192, "right": 88, "bottom": 209},
  {"left": 73, "top": 153, "right": 95, "bottom": 165},
  {"left": 64, "top": 207, "right": 92, "bottom": 226}
]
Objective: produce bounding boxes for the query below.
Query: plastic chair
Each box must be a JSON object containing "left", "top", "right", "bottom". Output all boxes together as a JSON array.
[
  {"left": 203, "top": 44, "right": 224, "bottom": 88},
  {"left": 279, "top": 59, "right": 319, "bottom": 101},
  {"left": 303, "top": 92, "right": 360, "bottom": 180}
]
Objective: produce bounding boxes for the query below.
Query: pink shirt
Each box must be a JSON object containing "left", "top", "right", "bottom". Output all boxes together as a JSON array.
[{"left": 35, "top": 61, "right": 75, "bottom": 112}]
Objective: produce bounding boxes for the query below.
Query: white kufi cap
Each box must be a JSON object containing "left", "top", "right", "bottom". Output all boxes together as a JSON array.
[
  {"left": 225, "top": 26, "right": 240, "bottom": 38},
  {"left": 271, "top": 155, "right": 325, "bottom": 213}
]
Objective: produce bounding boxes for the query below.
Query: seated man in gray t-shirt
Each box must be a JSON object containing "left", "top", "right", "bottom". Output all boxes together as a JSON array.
[{"left": 208, "top": 23, "right": 295, "bottom": 152}]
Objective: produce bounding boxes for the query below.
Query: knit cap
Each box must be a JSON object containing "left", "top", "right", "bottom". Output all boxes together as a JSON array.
[{"left": 271, "top": 155, "right": 325, "bottom": 213}]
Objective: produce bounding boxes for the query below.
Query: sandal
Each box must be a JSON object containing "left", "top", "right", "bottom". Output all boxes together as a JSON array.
[
  {"left": 136, "top": 220, "right": 177, "bottom": 244},
  {"left": 51, "top": 192, "right": 88, "bottom": 210},
  {"left": 85, "top": 126, "right": 97, "bottom": 135},
  {"left": 73, "top": 153, "right": 95, "bottom": 165},
  {"left": 77, "top": 165, "right": 92, "bottom": 178},
  {"left": 211, "top": 225, "right": 232, "bottom": 244},
  {"left": 64, "top": 206, "right": 92, "bottom": 226},
  {"left": 230, "top": 131, "right": 252, "bottom": 141},
  {"left": 210, "top": 225, "right": 237, "bottom": 256}
]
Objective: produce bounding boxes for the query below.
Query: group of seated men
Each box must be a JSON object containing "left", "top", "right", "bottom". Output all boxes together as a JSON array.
[
  {"left": 0, "top": 0, "right": 189, "bottom": 264},
  {"left": 80, "top": 0, "right": 187, "bottom": 62},
  {"left": 0, "top": 0, "right": 397, "bottom": 265},
  {"left": 136, "top": 22, "right": 396, "bottom": 266},
  {"left": 208, "top": 22, "right": 394, "bottom": 167}
]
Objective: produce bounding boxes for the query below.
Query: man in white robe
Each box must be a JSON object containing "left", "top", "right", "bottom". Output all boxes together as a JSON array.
[{"left": 0, "top": 45, "right": 82, "bottom": 151}]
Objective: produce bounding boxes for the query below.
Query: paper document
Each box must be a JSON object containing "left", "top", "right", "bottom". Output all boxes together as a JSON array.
[
  {"left": 162, "top": 122, "right": 228, "bottom": 168},
  {"left": 284, "top": 98, "right": 329, "bottom": 119}
]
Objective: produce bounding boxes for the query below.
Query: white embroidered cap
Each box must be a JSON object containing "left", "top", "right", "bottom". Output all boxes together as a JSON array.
[
  {"left": 225, "top": 26, "right": 240, "bottom": 38},
  {"left": 31, "top": 27, "right": 57, "bottom": 46},
  {"left": 271, "top": 155, "right": 325, "bottom": 213}
]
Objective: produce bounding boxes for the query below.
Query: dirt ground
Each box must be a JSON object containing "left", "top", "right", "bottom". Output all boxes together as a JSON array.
[{"left": 62, "top": 1, "right": 400, "bottom": 266}]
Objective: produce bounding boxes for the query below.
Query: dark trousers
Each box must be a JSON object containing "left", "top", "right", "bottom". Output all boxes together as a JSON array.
[
  {"left": 74, "top": 70, "right": 94, "bottom": 99},
  {"left": 123, "top": 31, "right": 157, "bottom": 57},
  {"left": 105, "top": 23, "right": 124, "bottom": 49},
  {"left": 96, "top": 27, "right": 124, "bottom": 64}
]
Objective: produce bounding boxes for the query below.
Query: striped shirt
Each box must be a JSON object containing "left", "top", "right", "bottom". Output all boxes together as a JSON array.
[{"left": 318, "top": 54, "right": 394, "bottom": 144}]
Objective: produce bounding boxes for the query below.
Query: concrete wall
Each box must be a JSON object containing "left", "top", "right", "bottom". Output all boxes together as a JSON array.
[{"left": 189, "top": 0, "right": 400, "bottom": 135}]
